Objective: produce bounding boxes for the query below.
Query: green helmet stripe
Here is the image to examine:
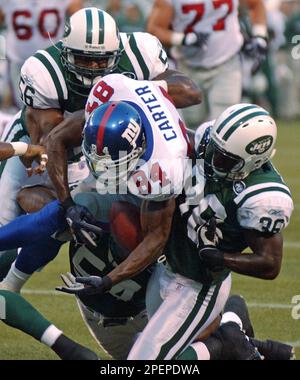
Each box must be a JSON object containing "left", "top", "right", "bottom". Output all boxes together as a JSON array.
[
  {"left": 129, "top": 35, "right": 150, "bottom": 79},
  {"left": 216, "top": 105, "right": 259, "bottom": 134},
  {"left": 85, "top": 9, "right": 93, "bottom": 44},
  {"left": 98, "top": 10, "right": 104, "bottom": 44},
  {"left": 222, "top": 111, "right": 270, "bottom": 141}
]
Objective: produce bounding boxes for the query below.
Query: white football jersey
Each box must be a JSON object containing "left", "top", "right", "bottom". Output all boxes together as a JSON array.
[
  {"left": 86, "top": 73, "right": 191, "bottom": 201},
  {"left": 0, "top": 0, "right": 73, "bottom": 63},
  {"left": 168, "top": 0, "right": 243, "bottom": 68}
]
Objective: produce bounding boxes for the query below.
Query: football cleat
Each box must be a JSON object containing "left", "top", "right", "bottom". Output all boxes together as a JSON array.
[
  {"left": 223, "top": 294, "right": 255, "bottom": 338},
  {"left": 214, "top": 322, "right": 262, "bottom": 360},
  {"left": 249, "top": 338, "right": 296, "bottom": 360},
  {"left": 52, "top": 334, "right": 100, "bottom": 360}
]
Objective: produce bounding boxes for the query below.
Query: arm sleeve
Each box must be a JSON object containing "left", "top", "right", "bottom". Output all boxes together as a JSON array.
[
  {"left": 237, "top": 192, "right": 294, "bottom": 234},
  {"left": 20, "top": 56, "right": 63, "bottom": 109},
  {"left": 133, "top": 33, "right": 169, "bottom": 79}
]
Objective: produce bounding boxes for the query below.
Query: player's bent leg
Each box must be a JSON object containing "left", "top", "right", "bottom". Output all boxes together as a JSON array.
[
  {"left": 177, "top": 322, "right": 261, "bottom": 360},
  {"left": 0, "top": 290, "right": 99, "bottom": 360},
  {"left": 128, "top": 269, "right": 231, "bottom": 360},
  {"left": 0, "top": 201, "right": 67, "bottom": 291},
  {"left": 77, "top": 300, "right": 148, "bottom": 360},
  {"left": 0, "top": 200, "right": 66, "bottom": 251},
  {"left": 0, "top": 250, "right": 18, "bottom": 281}
]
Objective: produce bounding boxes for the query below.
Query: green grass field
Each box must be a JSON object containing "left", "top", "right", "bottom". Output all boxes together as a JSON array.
[{"left": 0, "top": 120, "right": 300, "bottom": 360}]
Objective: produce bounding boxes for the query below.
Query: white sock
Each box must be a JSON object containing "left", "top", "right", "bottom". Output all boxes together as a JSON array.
[
  {"left": 220, "top": 311, "right": 243, "bottom": 330},
  {"left": 40, "top": 325, "right": 63, "bottom": 347},
  {"left": 0, "top": 261, "right": 31, "bottom": 292},
  {"left": 190, "top": 342, "right": 211, "bottom": 360}
]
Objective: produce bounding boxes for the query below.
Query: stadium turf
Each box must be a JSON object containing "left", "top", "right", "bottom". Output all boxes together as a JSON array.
[{"left": 0, "top": 120, "right": 299, "bottom": 360}]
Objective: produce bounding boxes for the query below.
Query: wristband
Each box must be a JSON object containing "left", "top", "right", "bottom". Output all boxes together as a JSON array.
[
  {"left": 11, "top": 142, "right": 29, "bottom": 156},
  {"left": 171, "top": 31, "right": 184, "bottom": 46},
  {"left": 253, "top": 24, "right": 268, "bottom": 38}
]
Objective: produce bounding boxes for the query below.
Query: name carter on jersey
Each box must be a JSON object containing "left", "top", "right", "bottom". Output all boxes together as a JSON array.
[{"left": 135, "top": 85, "right": 177, "bottom": 141}]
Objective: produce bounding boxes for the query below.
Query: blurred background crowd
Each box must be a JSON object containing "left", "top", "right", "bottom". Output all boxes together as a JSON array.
[{"left": 0, "top": 0, "right": 299, "bottom": 125}]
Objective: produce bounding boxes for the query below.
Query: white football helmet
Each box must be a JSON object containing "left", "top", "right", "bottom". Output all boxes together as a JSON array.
[
  {"left": 205, "top": 104, "right": 277, "bottom": 181},
  {"left": 61, "top": 7, "right": 121, "bottom": 94}
]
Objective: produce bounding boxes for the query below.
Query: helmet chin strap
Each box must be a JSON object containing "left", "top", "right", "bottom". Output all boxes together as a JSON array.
[{"left": 270, "top": 148, "right": 276, "bottom": 160}]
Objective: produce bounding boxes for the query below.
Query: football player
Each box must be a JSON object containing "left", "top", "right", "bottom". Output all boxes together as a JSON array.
[
  {"left": 0, "top": 72, "right": 198, "bottom": 358},
  {"left": 0, "top": 7, "right": 201, "bottom": 281},
  {"left": 0, "top": 103, "right": 294, "bottom": 360},
  {"left": 147, "top": 0, "right": 269, "bottom": 128},
  {"left": 0, "top": 0, "right": 83, "bottom": 108},
  {"left": 0, "top": 6, "right": 201, "bottom": 226},
  {"left": 126, "top": 103, "right": 293, "bottom": 359}
]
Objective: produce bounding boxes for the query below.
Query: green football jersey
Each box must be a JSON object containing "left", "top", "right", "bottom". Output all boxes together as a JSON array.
[
  {"left": 19, "top": 32, "right": 168, "bottom": 113},
  {"left": 164, "top": 124, "right": 293, "bottom": 285}
]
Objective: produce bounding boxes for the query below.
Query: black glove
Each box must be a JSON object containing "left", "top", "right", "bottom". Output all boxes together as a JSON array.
[
  {"left": 198, "top": 246, "right": 225, "bottom": 272},
  {"left": 243, "top": 36, "right": 268, "bottom": 74},
  {"left": 197, "top": 217, "right": 225, "bottom": 272},
  {"left": 56, "top": 272, "right": 112, "bottom": 297},
  {"left": 183, "top": 32, "right": 210, "bottom": 49},
  {"left": 61, "top": 197, "right": 103, "bottom": 248}
]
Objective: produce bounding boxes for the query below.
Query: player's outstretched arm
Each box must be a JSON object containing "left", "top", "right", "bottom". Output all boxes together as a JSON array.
[
  {"left": 0, "top": 141, "right": 48, "bottom": 174},
  {"left": 154, "top": 69, "right": 202, "bottom": 109},
  {"left": 0, "top": 142, "right": 17, "bottom": 160}
]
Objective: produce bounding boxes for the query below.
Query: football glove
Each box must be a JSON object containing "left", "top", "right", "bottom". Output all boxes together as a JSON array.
[
  {"left": 198, "top": 246, "right": 225, "bottom": 272},
  {"left": 56, "top": 272, "right": 112, "bottom": 297},
  {"left": 197, "top": 217, "right": 225, "bottom": 272},
  {"left": 243, "top": 36, "right": 268, "bottom": 74},
  {"left": 61, "top": 197, "right": 103, "bottom": 248},
  {"left": 183, "top": 32, "right": 210, "bottom": 49}
]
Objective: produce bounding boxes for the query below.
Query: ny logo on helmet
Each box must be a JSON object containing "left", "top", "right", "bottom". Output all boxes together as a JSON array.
[{"left": 121, "top": 119, "right": 141, "bottom": 148}]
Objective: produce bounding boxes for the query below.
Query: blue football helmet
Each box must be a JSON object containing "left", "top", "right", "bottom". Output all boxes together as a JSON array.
[{"left": 82, "top": 101, "right": 145, "bottom": 183}]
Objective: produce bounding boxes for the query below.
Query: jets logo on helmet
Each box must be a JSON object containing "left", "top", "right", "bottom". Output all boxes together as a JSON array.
[
  {"left": 245, "top": 135, "right": 274, "bottom": 155},
  {"left": 82, "top": 101, "right": 145, "bottom": 185},
  {"left": 61, "top": 8, "right": 121, "bottom": 96},
  {"left": 205, "top": 104, "right": 277, "bottom": 181}
]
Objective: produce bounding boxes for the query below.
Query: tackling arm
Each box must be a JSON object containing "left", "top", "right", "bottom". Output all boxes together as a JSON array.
[
  {"left": 45, "top": 110, "right": 85, "bottom": 202},
  {"left": 25, "top": 107, "right": 64, "bottom": 145},
  {"left": 222, "top": 230, "right": 283, "bottom": 280},
  {"left": 154, "top": 69, "right": 202, "bottom": 109}
]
